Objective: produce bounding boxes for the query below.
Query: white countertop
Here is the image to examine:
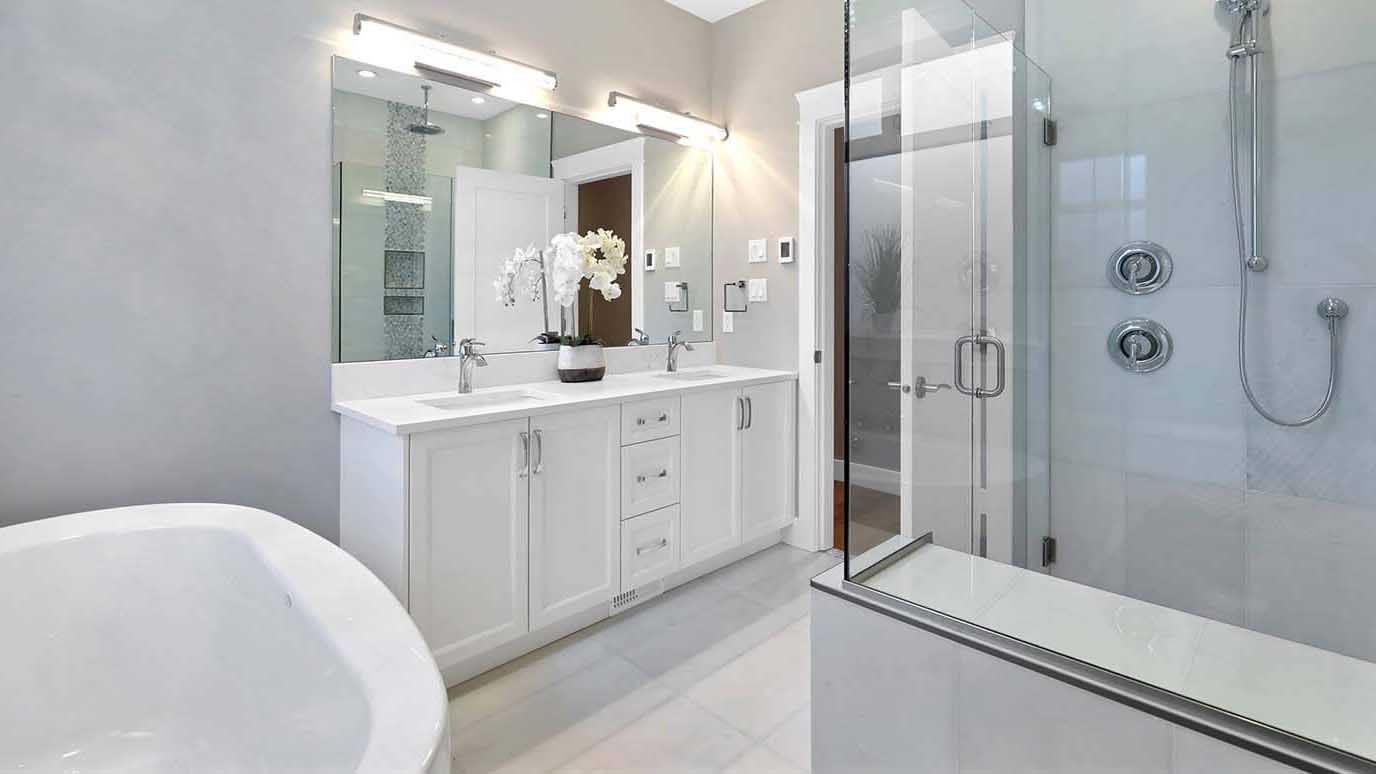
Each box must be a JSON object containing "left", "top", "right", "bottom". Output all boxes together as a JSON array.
[
  {"left": 332, "top": 365, "right": 797, "bottom": 435},
  {"left": 862, "top": 543, "right": 1376, "bottom": 762}
]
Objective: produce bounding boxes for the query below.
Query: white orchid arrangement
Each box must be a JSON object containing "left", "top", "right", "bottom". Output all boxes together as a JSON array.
[{"left": 495, "top": 229, "right": 628, "bottom": 311}]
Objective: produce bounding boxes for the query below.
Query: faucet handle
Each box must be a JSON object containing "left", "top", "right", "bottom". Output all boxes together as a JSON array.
[{"left": 458, "top": 338, "right": 486, "bottom": 353}]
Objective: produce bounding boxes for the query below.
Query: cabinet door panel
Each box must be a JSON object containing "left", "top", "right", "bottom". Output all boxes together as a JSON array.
[
  {"left": 741, "top": 381, "right": 797, "bottom": 542},
  {"left": 408, "top": 419, "right": 529, "bottom": 669},
  {"left": 680, "top": 387, "right": 742, "bottom": 567},
  {"left": 529, "top": 405, "right": 621, "bottom": 630}
]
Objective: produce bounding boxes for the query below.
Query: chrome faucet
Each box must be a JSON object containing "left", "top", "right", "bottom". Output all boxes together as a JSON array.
[
  {"left": 457, "top": 338, "right": 487, "bottom": 393},
  {"left": 666, "top": 331, "right": 694, "bottom": 372},
  {"left": 629, "top": 328, "right": 651, "bottom": 346}
]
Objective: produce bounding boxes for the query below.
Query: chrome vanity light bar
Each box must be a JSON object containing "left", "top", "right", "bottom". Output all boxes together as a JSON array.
[
  {"left": 608, "top": 91, "right": 728, "bottom": 145},
  {"left": 352, "top": 14, "right": 558, "bottom": 93}
]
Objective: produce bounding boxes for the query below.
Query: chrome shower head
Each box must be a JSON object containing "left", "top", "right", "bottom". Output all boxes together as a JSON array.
[
  {"left": 1217, "top": 0, "right": 1268, "bottom": 15},
  {"left": 408, "top": 84, "right": 445, "bottom": 135}
]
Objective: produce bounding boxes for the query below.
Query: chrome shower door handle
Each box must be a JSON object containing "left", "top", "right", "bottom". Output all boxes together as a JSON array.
[{"left": 953, "top": 334, "right": 1007, "bottom": 399}]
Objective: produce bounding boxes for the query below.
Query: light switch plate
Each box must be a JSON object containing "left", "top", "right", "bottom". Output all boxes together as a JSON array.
[
  {"left": 748, "top": 278, "right": 768, "bottom": 302},
  {"left": 778, "top": 237, "right": 795, "bottom": 263},
  {"left": 722, "top": 311, "right": 735, "bottom": 333},
  {"left": 644, "top": 249, "right": 656, "bottom": 271},
  {"left": 692, "top": 309, "right": 704, "bottom": 332},
  {"left": 663, "top": 281, "right": 683, "bottom": 302},
  {"left": 748, "top": 238, "right": 768, "bottom": 263},
  {"left": 665, "top": 246, "right": 681, "bottom": 268}
]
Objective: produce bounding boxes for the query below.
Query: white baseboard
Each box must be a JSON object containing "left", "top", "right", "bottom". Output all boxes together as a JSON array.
[{"left": 834, "top": 458, "right": 900, "bottom": 496}]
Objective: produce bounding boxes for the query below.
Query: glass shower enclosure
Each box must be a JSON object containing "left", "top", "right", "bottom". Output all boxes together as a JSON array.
[{"left": 843, "top": 0, "right": 1376, "bottom": 766}]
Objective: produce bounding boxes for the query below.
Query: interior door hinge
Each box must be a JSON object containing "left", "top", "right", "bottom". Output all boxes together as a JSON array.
[
  {"left": 1041, "top": 535, "right": 1058, "bottom": 567},
  {"left": 1042, "top": 117, "right": 1058, "bottom": 147}
]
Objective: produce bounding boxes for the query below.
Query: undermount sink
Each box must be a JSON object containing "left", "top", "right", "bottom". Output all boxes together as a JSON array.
[
  {"left": 417, "top": 390, "right": 550, "bottom": 411},
  {"left": 655, "top": 369, "right": 728, "bottom": 381}
]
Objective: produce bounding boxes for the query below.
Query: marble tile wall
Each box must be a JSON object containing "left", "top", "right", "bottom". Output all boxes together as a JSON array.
[
  {"left": 383, "top": 102, "right": 429, "bottom": 360},
  {"left": 1025, "top": 0, "right": 1376, "bottom": 662}
]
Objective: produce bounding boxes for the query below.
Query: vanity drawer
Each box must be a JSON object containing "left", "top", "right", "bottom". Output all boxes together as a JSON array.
[
  {"left": 621, "top": 506, "right": 680, "bottom": 592},
  {"left": 621, "top": 437, "right": 680, "bottom": 518},
  {"left": 621, "top": 397, "right": 680, "bottom": 445}
]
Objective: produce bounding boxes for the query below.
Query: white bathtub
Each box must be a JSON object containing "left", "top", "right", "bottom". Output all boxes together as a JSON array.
[{"left": 0, "top": 503, "right": 450, "bottom": 774}]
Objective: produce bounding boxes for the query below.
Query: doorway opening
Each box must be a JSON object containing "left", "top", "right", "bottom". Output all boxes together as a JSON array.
[{"left": 575, "top": 174, "right": 634, "bottom": 346}]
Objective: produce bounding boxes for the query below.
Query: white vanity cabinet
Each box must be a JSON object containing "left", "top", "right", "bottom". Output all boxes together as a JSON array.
[
  {"left": 408, "top": 419, "right": 530, "bottom": 666},
  {"left": 680, "top": 381, "right": 797, "bottom": 565},
  {"left": 336, "top": 367, "right": 797, "bottom": 684},
  {"left": 528, "top": 406, "right": 621, "bottom": 630}
]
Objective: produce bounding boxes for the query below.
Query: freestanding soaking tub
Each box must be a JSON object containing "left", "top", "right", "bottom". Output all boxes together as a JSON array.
[{"left": 0, "top": 503, "right": 450, "bottom": 773}]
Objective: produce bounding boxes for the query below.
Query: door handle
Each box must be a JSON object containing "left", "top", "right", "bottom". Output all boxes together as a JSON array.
[
  {"left": 532, "top": 429, "right": 544, "bottom": 474},
  {"left": 888, "top": 378, "right": 952, "bottom": 398},
  {"left": 519, "top": 432, "right": 530, "bottom": 478},
  {"left": 953, "top": 334, "right": 1006, "bottom": 399}
]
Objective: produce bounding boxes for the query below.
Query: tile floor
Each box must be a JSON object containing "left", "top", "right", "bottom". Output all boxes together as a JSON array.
[{"left": 448, "top": 544, "right": 841, "bottom": 773}]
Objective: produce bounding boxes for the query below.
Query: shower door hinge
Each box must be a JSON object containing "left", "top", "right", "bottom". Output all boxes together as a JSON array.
[
  {"left": 1041, "top": 535, "right": 1058, "bottom": 567},
  {"left": 1042, "top": 118, "right": 1058, "bottom": 147}
]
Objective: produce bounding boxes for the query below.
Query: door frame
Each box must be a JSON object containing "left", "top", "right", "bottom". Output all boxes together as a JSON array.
[
  {"left": 793, "top": 80, "right": 845, "bottom": 553},
  {"left": 551, "top": 138, "right": 647, "bottom": 335}
]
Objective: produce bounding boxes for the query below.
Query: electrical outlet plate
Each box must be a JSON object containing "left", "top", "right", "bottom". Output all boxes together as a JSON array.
[
  {"left": 722, "top": 311, "right": 734, "bottom": 333},
  {"left": 665, "top": 246, "right": 681, "bottom": 268},
  {"left": 748, "top": 278, "right": 768, "bottom": 302},
  {"left": 692, "top": 309, "right": 704, "bottom": 331},
  {"left": 644, "top": 249, "right": 656, "bottom": 271},
  {"left": 748, "top": 238, "right": 767, "bottom": 263}
]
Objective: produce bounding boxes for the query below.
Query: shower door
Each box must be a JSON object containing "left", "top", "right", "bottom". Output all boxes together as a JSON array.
[{"left": 850, "top": 0, "right": 1051, "bottom": 571}]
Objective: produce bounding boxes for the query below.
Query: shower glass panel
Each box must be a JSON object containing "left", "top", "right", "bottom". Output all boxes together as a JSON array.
[
  {"left": 844, "top": 0, "right": 1376, "bottom": 764},
  {"left": 336, "top": 162, "right": 453, "bottom": 362}
]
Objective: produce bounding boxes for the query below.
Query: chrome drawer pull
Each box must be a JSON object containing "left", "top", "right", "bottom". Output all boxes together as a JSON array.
[
  {"left": 658, "top": 412, "right": 669, "bottom": 422},
  {"left": 636, "top": 469, "right": 669, "bottom": 484},
  {"left": 636, "top": 538, "right": 669, "bottom": 556},
  {"left": 636, "top": 413, "right": 671, "bottom": 427},
  {"left": 518, "top": 432, "right": 530, "bottom": 478}
]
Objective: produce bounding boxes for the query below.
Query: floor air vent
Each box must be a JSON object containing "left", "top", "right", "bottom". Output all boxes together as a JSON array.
[{"left": 610, "top": 580, "right": 664, "bottom": 616}]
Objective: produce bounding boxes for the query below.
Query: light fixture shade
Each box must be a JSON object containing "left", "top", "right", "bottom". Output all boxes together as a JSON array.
[
  {"left": 352, "top": 14, "right": 557, "bottom": 92},
  {"left": 608, "top": 92, "right": 728, "bottom": 144}
]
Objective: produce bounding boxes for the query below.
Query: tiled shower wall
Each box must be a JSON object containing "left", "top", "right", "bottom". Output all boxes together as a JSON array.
[{"left": 1025, "top": 0, "right": 1376, "bottom": 661}]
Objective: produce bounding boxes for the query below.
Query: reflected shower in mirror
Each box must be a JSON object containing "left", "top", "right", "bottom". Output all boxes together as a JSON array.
[{"left": 331, "top": 57, "right": 713, "bottom": 363}]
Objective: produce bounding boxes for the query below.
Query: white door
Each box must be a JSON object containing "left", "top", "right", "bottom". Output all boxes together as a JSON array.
[
  {"left": 528, "top": 406, "right": 621, "bottom": 629},
  {"left": 408, "top": 418, "right": 529, "bottom": 669},
  {"left": 680, "top": 387, "right": 742, "bottom": 567},
  {"left": 741, "top": 381, "right": 798, "bottom": 543},
  {"left": 453, "top": 167, "right": 564, "bottom": 349}
]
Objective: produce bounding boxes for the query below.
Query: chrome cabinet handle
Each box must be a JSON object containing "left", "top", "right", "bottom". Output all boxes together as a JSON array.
[
  {"left": 636, "top": 469, "right": 669, "bottom": 484},
  {"left": 636, "top": 412, "right": 670, "bottom": 427},
  {"left": 953, "top": 334, "right": 1006, "bottom": 399},
  {"left": 658, "top": 412, "right": 669, "bottom": 422},
  {"left": 886, "top": 381, "right": 911, "bottom": 393},
  {"left": 519, "top": 432, "right": 530, "bottom": 478},
  {"left": 635, "top": 538, "right": 669, "bottom": 556},
  {"left": 736, "top": 397, "right": 745, "bottom": 430},
  {"left": 744, "top": 397, "right": 753, "bottom": 429},
  {"left": 532, "top": 429, "right": 544, "bottom": 474}
]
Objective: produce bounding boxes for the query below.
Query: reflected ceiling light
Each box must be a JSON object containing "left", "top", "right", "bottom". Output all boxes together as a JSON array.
[
  {"left": 471, "top": 96, "right": 486, "bottom": 104},
  {"left": 536, "top": 112, "right": 549, "bottom": 119},
  {"left": 352, "top": 14, "right": 557, "bottom": 92},
  {"left": 356, "top": 68, "right": 377, "bottom": 78},
  {"left": 607, "top": 91, "right": 728, "bottom": 144},
  {"left": 361, "top": 189, "right": 433, "bottom": 207}
]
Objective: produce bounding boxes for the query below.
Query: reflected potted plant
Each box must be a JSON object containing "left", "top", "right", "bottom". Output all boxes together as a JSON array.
[
  {"left": 855, "top": 225, "right": 901, "bottom": 336},
  {"left": 495, "top": 228, "right": 627, "bottom": 379}
]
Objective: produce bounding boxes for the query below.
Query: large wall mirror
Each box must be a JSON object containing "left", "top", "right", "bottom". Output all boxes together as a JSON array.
[{"left": 331, "top": 56, "right": 714, "bottom": 362}]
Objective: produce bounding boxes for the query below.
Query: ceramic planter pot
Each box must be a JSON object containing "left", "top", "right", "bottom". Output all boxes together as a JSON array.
[{"left": 556, "top": 344, "right": 606, "bottom": 382}]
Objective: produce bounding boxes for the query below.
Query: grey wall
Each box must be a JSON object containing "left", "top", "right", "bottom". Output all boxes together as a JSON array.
[
  {"left": 710, "top": 0, "right": 844, "bottom": 370},
  {"left": 0, "top": 0, "right": 712, "bottom": 537}
]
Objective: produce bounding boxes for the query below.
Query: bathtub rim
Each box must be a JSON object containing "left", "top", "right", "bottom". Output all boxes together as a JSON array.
[{"left": 0, "top": 502, "right": 448, "bottom": 774}]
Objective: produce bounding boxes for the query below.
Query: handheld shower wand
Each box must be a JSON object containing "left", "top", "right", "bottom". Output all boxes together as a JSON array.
[{"left": 1222, "top": 0, "right": 1348, "bottom": 427}]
